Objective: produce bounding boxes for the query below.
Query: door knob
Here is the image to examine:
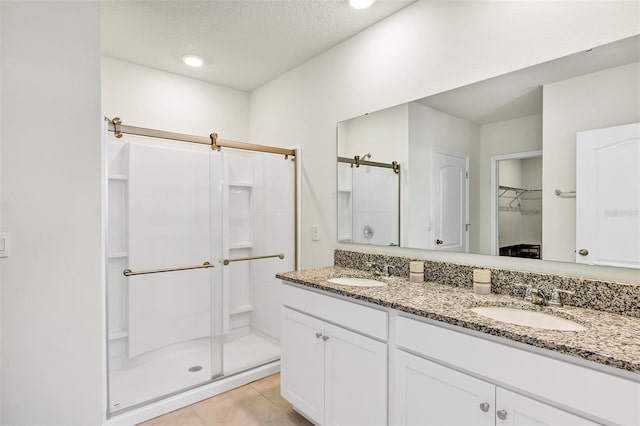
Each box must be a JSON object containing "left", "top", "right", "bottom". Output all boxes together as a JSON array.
[
  {"left": 479, "top": 402, "right": 490, "bottom": 412},
  {"left": 436, "top": 239, "right": 443, "bottom": 245},
  {"left": 578, "top": 248, "right": 589, "bottom": 256},
  {"left": 497, "top": 410, "right": 508, "bottom": 420}
]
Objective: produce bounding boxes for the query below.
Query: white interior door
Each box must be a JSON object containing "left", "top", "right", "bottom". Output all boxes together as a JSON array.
[
  {"left": 576, "top": 122, "right": 640, "bottom": 268},
  {"left": 433, "top": 151, "right": 469, "bottom": 252}
]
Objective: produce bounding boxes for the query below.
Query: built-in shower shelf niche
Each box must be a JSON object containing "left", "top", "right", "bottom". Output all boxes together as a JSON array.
[
  {"left": 230, "top": 242, "right": 253, "bottom": 250},
  {"left": 229, "top": 304, "right": 254, "bottom": 315},
  {"left": 108, "top": 251, "right": 129, "bottom": 258},
  {"left": 109, "top": 331, "right": 129, "bottom": 341},
  {"left": 229, "top": 184, "right": 254, "bottom": 248},
  {"left": 108, "top": 174, "right": 129, "bottom": 181}
]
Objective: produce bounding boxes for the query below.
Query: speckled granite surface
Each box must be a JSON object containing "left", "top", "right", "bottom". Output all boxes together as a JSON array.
[
  {"left": 276, "top": 266, "right": 640, "bottom": 374},
  {"left": 334, "top": 250, "right": 640, "bottom": 317}
]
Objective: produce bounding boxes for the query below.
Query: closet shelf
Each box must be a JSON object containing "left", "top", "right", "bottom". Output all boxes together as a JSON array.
[{"left": 498, "top": 186, "right": 542, "bottom": 208}]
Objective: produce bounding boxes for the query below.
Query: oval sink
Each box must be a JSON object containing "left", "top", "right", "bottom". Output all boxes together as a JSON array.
[
  {"left": 327, "top": 277, "right": 386, "bottom": 287},
  {"left": 470, "top": 307, "right": 586, "bottom": 331}
]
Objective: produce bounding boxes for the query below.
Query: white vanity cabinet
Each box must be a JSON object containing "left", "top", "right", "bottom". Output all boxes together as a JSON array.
[
  {"left": 280, "top": 281, "right": 640, "bottom": 426},
  {"left": 394, "top": 350, "right": 495, "bottom": 425},
  {"left": 395, "top": 315, "right": 638, "bottom": 426},
  {"left": 281, "top": 284, "right": 388, "bottom": 426},
  {"left": 394, "top": 350, "right": 596, "bottom": 425}
]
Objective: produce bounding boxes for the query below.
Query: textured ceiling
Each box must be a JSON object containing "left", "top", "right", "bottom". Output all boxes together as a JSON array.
[{"left": 101, "top": 0, "right": 415, "bottom": 91}]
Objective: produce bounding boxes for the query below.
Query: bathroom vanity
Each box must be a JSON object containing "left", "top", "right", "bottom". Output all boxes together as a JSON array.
[{"left": 278, "top": 265, "right": 640, "bottom": 426}]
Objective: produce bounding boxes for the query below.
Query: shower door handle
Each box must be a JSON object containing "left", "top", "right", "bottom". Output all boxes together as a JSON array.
[
  {"left": 223, "top": 253, "right": 285, "bottom": 265},
  {"left": 123, "top": 261, "right": 214, "bottom": 277}
]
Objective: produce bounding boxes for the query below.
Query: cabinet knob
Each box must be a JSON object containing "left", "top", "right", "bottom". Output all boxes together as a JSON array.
[
  {"left": 315, "top": 332, "right": 322, "bottom": 339},
  {"left": 322, "top": 335, "right": 329, "bottom": 341},
  {"left": 578, "top": 248, "right": 589, "bottom": 256},
  {"left": 436, "top": 239, "right": 443, "bottom": 245},
  {"left": 497, "top": 410, "right": 508, "bottom": 420},
  {"left": 479, "top": 402, "right": 490, "bottom": 412}
]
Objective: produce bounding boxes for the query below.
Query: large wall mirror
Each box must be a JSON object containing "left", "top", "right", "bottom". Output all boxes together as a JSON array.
[{"left": 337, "top": 35, "right": 640, "bottom": 268}]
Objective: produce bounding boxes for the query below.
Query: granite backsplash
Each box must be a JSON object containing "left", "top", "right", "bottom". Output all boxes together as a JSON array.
[{"left": 334, "top": 249, "right": 640, "bottom": 317}]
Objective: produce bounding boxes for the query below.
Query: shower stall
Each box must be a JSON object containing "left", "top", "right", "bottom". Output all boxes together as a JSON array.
[{"left": 104, "top": 119, "right": 297, "bottom": 416}]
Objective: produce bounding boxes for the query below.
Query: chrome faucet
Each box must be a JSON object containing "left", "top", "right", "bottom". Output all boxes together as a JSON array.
[
  {"left": 516, "top": 283, "right": 574, "bottom": 307},
  {"left": 529, "top": 288, "right": 549, "bottom": 306},
  {"left": 366, "top": 262, "right": 394, "bottom": 277},
  {"left": 549, "top": 289, "right": 575, "bottom": 307}
]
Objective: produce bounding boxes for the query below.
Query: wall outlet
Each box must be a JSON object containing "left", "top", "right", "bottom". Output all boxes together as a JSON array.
[{"left": 312, "top": 225, "right": 320, "bottom": 241}]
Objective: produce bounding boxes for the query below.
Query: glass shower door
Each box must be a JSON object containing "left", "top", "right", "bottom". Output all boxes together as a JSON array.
[
  {"left": 220, "top": 148, "right": 295, "bottom": 375},
  {"left": 106, "top": 134, "right": 223, "bottom": 414}
]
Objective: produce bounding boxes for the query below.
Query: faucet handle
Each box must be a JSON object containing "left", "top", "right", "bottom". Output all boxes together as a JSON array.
[
  {"left": 515, "top": 283, "right": 533, "bottom": 302},
  {"left": 382, "top": 264, "right": 394, "bottom": 277},
  {"left": 549, "top": 288, "right": 574, "bottom": 307}
]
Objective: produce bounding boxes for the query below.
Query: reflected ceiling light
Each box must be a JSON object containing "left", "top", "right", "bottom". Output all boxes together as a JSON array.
[
  {"left": 349, "top": 0, "right": 375, "bottom": 9},
  {"left": 182, "top": 54, "right": 204, "bottom": 67}
]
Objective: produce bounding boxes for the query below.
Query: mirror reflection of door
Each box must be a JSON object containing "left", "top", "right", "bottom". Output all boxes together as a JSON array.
[
  {"left": 495, "top": 154, "right": 542, "bottom": 259},
  {"left": 576, "top": 122, "right": 640, "bottom": 268},
  {"left": 432, "top": 151, "right": 469, "bottom": 252}
]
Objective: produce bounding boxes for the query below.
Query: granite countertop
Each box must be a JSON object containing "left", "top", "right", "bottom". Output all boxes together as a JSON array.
[{"left": 277, "top": 266, "right": 640, "bottom": 375}]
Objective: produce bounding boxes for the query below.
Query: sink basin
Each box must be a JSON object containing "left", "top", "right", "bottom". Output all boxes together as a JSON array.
[
  {"left": 470, "top": 306, "right": 586, "bottom": 331},
  {"left": 327, "top": 277, "right": 386, "bottom": 287}
]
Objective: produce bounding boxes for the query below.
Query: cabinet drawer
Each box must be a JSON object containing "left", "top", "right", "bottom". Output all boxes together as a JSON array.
[
  {"left": 281, "top": 282, "right": 388, "bottom": 341},
  {"left": 396, "top": 315, "right": 640, "bottom": 425}
]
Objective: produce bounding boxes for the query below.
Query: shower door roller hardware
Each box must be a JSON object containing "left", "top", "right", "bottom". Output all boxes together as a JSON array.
[
  {"left": 479, "top": 402, "right": 490, "bottom": 412},
  {"left": 578, "top": 248, "right": 589, "bottom": 256},
  {"left": 496, "top": 410, "right": 508, "bottom": 420},
  {"left": 436, "top": 239, "right": 443, "bottom": 245},
  {"left": 315, "top": 332, "right": 323, "bottom": 339}
]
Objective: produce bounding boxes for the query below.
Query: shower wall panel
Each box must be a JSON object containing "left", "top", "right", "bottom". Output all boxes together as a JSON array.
[{"left": 128, "top": 142, "right": 212, "bottom": 357}]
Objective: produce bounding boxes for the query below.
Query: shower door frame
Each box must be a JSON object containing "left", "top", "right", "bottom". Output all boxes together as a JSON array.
[
  {"left": 103, "top": 117, "right": 300, "bottom": 419},
  {"left": 106, "top": 117, "right": 299, "bottom": 270}
]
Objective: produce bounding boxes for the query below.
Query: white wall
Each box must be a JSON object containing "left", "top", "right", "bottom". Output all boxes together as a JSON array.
[
  {"left": 407, "top": 102, "right": 478, "bottom": 249},
  {"left": 1, "top": 2, "right": 103, "bottom": 424},
  {"left": 337, "top": 103, "right": 408, "bottom": 162},
  {"left": 543, "top": 61, "right": 640, "bottom": 262},
  {"left": 249, "top": 0, "right": 640, "bottom": 282},
  {"left": 102, "top": 57, "right": 249, "bottom": 140},
  {"left": 478, "top": 114, "right": 542, "bottom": 254},
  {"left": 520, "top": 157, "right": 542, "bottom": 245}
]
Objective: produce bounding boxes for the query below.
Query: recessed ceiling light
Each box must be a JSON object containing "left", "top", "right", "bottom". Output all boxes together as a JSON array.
[
  {"left": 182, "top": 54, "right": 204, "bottom": 67},
  {"left": 349, "top": 0, "right": 375, "bottom": 9}
]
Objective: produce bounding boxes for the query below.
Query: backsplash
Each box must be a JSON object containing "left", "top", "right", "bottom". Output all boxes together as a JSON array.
[{"left": 334, "top": 249, "right": 640, "bottom": 318}]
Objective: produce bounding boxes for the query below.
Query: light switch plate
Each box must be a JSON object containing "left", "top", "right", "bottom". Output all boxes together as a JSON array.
[
  {"left": 312, "top": 225, "right": 320, "bottom": 241},
  {"left": 0, "top": 232, "right": 10, "bottom": 258}
]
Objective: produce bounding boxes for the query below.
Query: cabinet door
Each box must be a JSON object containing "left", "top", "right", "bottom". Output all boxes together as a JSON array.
[
  {"left": 281, "top": 307, "right": 325, "bottom": 424},
  {"left": 496, "top": 388, "right": 597, "bottom": 426},
  {"left": 394, "top": 350, "right": 494, "bottom": 426},
  {"left": 324, "top": 322, "right": 387, "bottom": 426}
]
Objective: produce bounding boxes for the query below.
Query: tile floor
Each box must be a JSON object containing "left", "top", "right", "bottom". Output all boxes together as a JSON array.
[{"left": 139, "top": 373, "right": 313, "bottom": 426}]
